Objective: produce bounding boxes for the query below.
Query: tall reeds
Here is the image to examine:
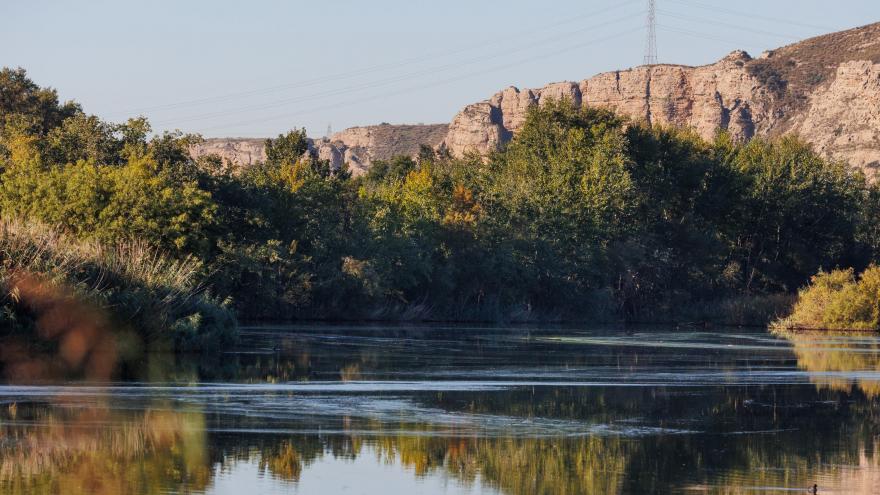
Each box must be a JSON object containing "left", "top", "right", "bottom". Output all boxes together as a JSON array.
[{"left": 0, "top": 218, "right": 236, "bottom": 353}]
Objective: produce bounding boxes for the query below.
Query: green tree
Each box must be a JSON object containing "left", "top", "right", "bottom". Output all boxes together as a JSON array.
[
  {"left": 264, "top": 128, "right": 309, "bottom": 167},
  {"left": 0, "top": 67, "right": 80, "bottom": 135},
  {"left": 723, "top": 136, "right": 864, "bottom": 292}
]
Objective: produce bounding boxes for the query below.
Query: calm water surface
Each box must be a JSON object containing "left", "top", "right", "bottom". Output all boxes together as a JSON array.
[{"left": 1, "top": 325, "right": 879, "bottom": 494}]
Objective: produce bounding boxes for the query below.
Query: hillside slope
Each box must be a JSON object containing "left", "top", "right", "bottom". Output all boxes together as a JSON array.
[
  {"left": 445, "top": 22, "right": 880, "bottom": 178},
  {"left": 197, "top": 22, "right": 880, "bottom": 178}
]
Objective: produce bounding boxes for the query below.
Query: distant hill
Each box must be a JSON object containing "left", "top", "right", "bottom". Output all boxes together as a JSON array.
[
  {"left": 191, "top": 124, "right": 448, "bottom": 176},
  {"left": 198, "top": 22, "right": 880, "bottom": 178}
]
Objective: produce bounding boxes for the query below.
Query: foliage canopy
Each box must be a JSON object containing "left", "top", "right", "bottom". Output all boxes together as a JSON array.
[{"left": 1, "top": 68, "right": 878, "bottom": 329}]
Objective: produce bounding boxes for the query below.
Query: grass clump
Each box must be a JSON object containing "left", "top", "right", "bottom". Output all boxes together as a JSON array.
[
  {"left": 772, "top": 266, "right": 880, "bottom": 331},
  {"left": 0, "top": 218, "right": 237, "bottom": 352}
]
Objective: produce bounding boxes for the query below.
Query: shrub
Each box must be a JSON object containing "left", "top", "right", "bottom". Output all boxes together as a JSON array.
[
  {"left": 772, "top": 266, "right": 880, "bottom": 331},
  {"left": 747, "top": 61, "right": 788, "bottom": 96}
]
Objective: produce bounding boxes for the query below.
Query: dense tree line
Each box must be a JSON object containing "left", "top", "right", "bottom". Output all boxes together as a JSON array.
[{"left": 1, "top": 67, "right": 878, "bottom": 326}]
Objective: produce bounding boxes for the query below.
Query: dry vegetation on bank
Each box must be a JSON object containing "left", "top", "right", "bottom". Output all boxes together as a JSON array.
[{"left": 0, "top": 218, "right": 237, "bottom": 352}]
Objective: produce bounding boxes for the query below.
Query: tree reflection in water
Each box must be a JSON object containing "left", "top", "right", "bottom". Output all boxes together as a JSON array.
[
  {"left": 777, "top": 330, "right": 880, "bottom": 397},
  {"left": 1, "top": 388, "right": 877, "bottom": 494},
  {"left": 1, "top": 327, "right": 879, "bottom": 494},
  {"left": 0, "top": 403, "right": 209, "bottom": 495}
]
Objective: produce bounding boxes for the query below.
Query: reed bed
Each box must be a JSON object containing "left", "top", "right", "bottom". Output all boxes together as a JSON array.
[{"left": 0, "top": 218, "right": 236, "bottom": 352}]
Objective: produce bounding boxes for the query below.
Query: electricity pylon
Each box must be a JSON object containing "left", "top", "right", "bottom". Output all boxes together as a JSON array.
[{"left": 644, "top": 0, "right": 658, "bottom": 65}]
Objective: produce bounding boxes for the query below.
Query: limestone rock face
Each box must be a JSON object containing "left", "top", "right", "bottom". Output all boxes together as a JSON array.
[
  {"left": 444, "top": 54, "right": 773, "bottom": 158},
  {"left": 191, "top": 124, "right": 447, "bottom": 176},
  {"left": 189, "top": 138, "right": 266, "bottom": 169},
  {"left": 443, "top": 22, "right": 880, "bottom": 177},
  {"left": 328, "top": 123, "right": 449, "bottom": 175},
  {"left": 790, "top": 60, "right": 880, "bottom": 179},
  {"left": 443, "top": 102, "right": 506, "bottom": 156},
  {"left": 193, "top": 22, "right": 880, "bottom": 178},
  {"left": 313, "top": 139, "right": 344, "bottom": 167}
]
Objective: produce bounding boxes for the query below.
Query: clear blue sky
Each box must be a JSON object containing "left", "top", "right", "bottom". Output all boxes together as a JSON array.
[{"left": 3, "top": 0, "right": 877, "bottom": 138}]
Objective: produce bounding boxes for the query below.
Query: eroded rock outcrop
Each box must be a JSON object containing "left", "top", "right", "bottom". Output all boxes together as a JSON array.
[
  {"left": 324, "top": 123, "right": 449, "bottom": 175},
  {"left": 444, "top": 52, "right": 772, "bottom": 157},
  {"left": 443, "top": 22, "right": 880, "bottom": 178},
  {"left": 192, "top": 124, "right": 447, "bottom": 176},
  {"left": 190, "top": 138, "right": 267, "bottom": 169},
  {"left": 790, "top": 60, "right": 880, "bottom": 176},
  {"left": 194, "top": 22, "right": 880, "bottom": 178}
]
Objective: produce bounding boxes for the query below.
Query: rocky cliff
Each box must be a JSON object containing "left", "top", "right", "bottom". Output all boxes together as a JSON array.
[
  {"left": 190, "top": 138, "right": 267, "bottom": 169},
  {"left": 191, "top": 123, "right": 448, "bottom": 176},
  {"left": 195, "top": 22, "right": 880, "bottom": 178},
  {"left": 444, "top": 52, "right": 767, "bottom": 155},
  {"left": 444, "top": 22, "right": 880, "bottom": 178}
]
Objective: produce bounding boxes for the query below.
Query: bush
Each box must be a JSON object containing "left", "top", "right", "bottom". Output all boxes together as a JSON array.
[
  {"left": 772, "top": 266, "right": 880, "bottom": 331},
  {"left": 747, "top": 61, "right": 788, "bottom": 96}
]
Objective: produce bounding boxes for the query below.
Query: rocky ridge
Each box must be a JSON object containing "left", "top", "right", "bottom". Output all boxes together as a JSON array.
[
  {"left": 444, "top": 22, "right": 880, "bottom": 178},
  {"left": 191, "top": 124, "right": 448, "bottom": 176},
  {"left": 193, "top": 22, "right": 880, "bottom": 178}
]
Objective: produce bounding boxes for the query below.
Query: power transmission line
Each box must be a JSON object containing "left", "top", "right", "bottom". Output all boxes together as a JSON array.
[
  {"left": 644, "top": 0, "right": 658, "bottom": 65},
  {"left": 192, "top": 26, "right": 643, "bottom": 134},
  {"left": 658, "top": 9, "right": 803, "bottom": 40},
  {"left": 146, "top": 1, "right": 836, "bottom": 135},
  {"left": 657, "top": 24, "right": 761, "bottom": 47},
  {"left": 154, "top": 13, "right": 643, "bottom": 127},
  {"left": 110, "top": 0, "right": 641, "bottom": 117},
  {"left": 666, "top": 0, "right": 835, "bottom": 31}
]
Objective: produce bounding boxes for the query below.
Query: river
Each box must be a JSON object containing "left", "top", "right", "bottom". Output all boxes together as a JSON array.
[{"left": 1, "top": 325, "right": 878, "bottom": 494}]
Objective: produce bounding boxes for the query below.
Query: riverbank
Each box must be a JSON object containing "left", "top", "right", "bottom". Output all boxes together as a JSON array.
[{"left": 0, "top": 218, "right": 237, "bottom": 353}]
